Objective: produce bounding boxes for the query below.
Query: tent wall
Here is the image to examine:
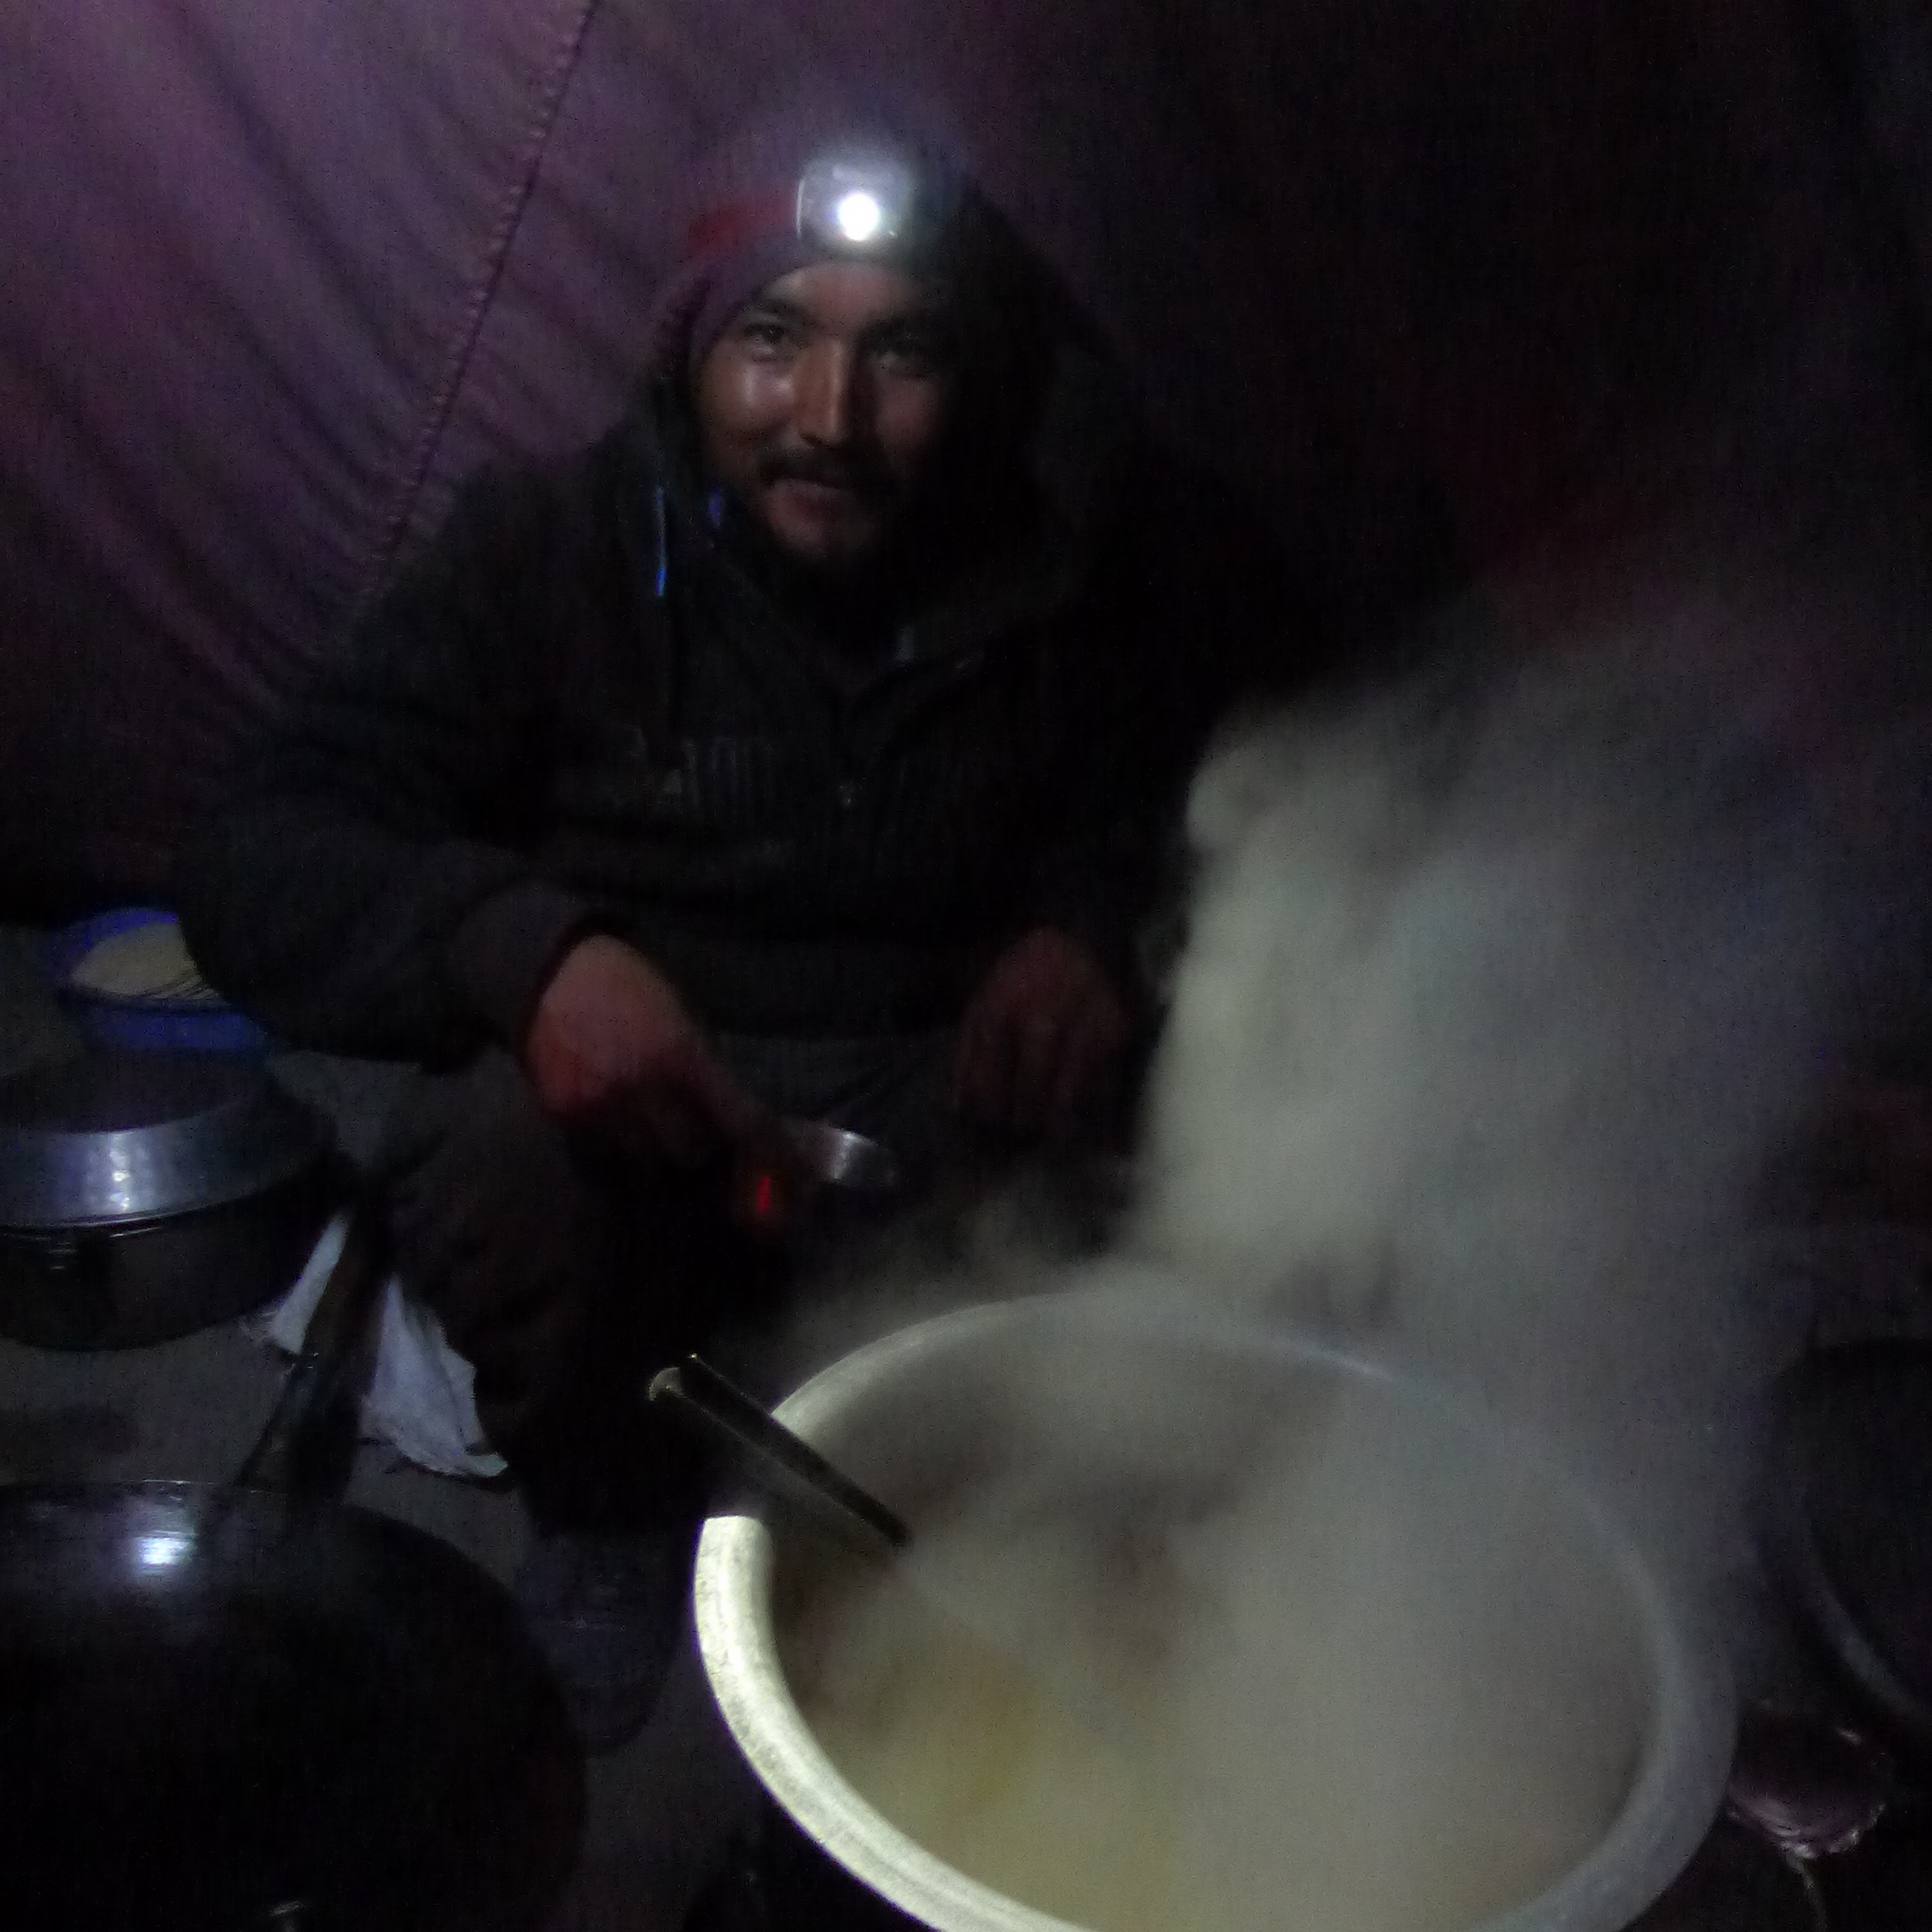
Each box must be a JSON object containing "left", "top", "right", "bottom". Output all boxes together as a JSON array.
[{"left": 3, "top": 0, "right": 1926, "bottom": 914}]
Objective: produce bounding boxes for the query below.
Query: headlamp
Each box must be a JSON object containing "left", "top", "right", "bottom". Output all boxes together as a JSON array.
[{"left": 794, "top": 151, "right": 938, "bottom": 258}]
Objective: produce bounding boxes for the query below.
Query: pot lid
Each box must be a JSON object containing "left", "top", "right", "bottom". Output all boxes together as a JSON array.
[{"left": 0, "top": 1051, "right": 330, "bottom": 1230}]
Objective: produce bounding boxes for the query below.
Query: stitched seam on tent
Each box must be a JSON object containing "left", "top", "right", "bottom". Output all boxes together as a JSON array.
[{"left": 345, "top": 0, "right": 601, "bottom": 629}]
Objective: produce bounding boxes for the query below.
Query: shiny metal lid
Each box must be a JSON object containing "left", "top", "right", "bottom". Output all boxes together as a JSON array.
[{"left": 0, "top": 1051, "right": 330, "bottom": 1230}]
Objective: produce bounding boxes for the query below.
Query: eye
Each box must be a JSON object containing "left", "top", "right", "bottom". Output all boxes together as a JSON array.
[
  {"left": 871, "top": 327, "right": 955, "bottom": 378},
  {"left": 736, "top": 316, "right": 797, "bottom": 354}
]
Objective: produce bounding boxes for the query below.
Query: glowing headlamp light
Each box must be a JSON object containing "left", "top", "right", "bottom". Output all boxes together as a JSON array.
[{"left": 795, "top": 153, "right": 929, "bottom": 257}]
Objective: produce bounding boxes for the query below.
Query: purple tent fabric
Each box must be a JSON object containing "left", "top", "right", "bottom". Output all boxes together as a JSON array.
[
  {"left": 2, "top": 0, "right": 599, "bottom": 905},
  {"left": 3, "top": 0, "right": 1926, "bottom": 912}
]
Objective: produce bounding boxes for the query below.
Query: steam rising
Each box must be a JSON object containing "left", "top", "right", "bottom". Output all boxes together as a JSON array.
[
  {"left": 1133, "top": 604, "right": 1871, "bottom": 1561},
  {"left": 782, "top": 573, "right": 1932, "bottom": 1931}
]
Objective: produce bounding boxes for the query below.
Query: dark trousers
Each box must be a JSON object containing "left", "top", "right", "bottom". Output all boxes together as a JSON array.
[
  {"left": 371, "top": 1032, "right": 973, "bottom": 1533},
  {"left": 375, "top": 1049, "right": 795, "bottom": 1533}
]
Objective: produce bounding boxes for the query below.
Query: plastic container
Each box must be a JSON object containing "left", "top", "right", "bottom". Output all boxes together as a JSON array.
[{"left": 47, "top": 907, "right": 268, "bottom": 1056}]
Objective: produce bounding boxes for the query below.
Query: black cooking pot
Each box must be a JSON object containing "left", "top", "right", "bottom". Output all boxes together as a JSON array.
[
  {"left": 0, "top": 1051, "right": 336, "bottom": 1348},
  {"left": 1, "top": 1198, "right": 585, "bottom": 1932}
]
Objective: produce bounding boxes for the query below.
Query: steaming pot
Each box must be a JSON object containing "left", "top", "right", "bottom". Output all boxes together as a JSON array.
[{"left": 693, "top": 1279, "right": 1736, "bottom": 1932}]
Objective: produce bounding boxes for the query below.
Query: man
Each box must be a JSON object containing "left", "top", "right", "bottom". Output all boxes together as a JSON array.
[{"left": 179, "top": 112, "right": 1293, "bottom": 1742}]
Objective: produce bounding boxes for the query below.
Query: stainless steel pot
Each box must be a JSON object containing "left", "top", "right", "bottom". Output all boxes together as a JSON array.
[
  {"left": 693, "top": 1275, "right": 1738, "bottom": 1932},
  {"left": 0, "top": 1051, "right": 335, "bottom": 1347}
]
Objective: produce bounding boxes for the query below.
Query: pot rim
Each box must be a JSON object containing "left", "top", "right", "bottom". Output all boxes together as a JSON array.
[
  {"left": 0, "top": 1054, "right": 329, "bottom": 1229},
  {"left": 694, "top": 1283, "right": 1738, "bottom": 1932}
]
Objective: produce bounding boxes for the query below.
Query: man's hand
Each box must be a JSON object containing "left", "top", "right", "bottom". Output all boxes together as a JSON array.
[
  {"left": 954, "top": 927, "right": 1132, "bottom": 1140},
  {"left": 523, "top": 935, "right": 755, "bottom": 1164}
]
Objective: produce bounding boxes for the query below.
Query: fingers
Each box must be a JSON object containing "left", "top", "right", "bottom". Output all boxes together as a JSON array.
[
  {"left": 676, "top": 1041, "right": 760, "bottom": 1143},
  {"left": 1010, "top": 1001, "right": 1071, "bottom": 1139},
  {"left": 626, "top": 1085, "right": 720, "bottom": 1169},
  {"left": 1048, "top": 999, "right": 1119, "bottom": 1131},
  {"left": 954, "top": 984, "right": 1022, "bottom": 1133},
  {"left": 580, "top": 1036, "right": 759, "bottom": 1171},
  {"left": 523, "top": 938, "right": 753, "bottom": 1150},
  {"left": 645, "top": 1042, "right": 763, "bottom": 1169},
  {"left": 952, "top": 984, "right": 991, "bottom": 1121},
  {"left": 957, "top": 981, "right": 1125, "bottom": 1140}
]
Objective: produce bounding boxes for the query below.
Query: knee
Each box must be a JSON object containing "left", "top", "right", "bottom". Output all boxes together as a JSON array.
[{"left": 378, "top": 1050, "right": 586, "bottom": 1302}]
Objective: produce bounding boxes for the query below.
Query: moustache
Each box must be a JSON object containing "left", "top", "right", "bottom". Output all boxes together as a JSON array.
[{"left": 756, "top": 450, "right": 892, "bottom": 499}]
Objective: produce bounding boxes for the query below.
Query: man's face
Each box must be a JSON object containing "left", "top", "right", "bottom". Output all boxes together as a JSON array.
[{"left": 695, "top": 260, "right": 961, "bottom": 574}]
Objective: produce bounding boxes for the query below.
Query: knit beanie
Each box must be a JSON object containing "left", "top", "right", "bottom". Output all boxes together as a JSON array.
[{"left": 644, "top": 91, "right": 991, "bottom": 378}]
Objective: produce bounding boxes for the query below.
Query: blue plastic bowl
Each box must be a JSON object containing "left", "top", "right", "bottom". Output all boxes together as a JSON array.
[{"left": 46, "top": 907, "right": 270, "bottom": 1056}]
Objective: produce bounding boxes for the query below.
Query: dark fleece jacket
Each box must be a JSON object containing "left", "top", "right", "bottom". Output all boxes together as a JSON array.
[{"left": 176, "top": 315, "right": 1300, "bottom": 1068}]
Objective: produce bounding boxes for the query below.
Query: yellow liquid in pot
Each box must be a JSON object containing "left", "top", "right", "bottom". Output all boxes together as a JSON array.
[
  {"left": 787, "top": 1561, "right": 1206, "bottom": 1932},
  {"left": 780, "top": 1466, "right": 1640, "bottom": 1932}
]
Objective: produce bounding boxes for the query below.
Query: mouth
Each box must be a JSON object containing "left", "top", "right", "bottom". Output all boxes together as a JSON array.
[
  {"left": 763, "top": 475, "right": 891, "bottom": 546},
  {"left": 770, "top": 476, "right": 869, "bottom": 510},
  {"left": 760, "top": 450, "right": 887, "bottom": 499}
]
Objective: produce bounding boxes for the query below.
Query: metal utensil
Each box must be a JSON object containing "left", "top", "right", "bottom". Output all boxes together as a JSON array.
[
  {"left": 232, "top": 1188, "right": 386, "bottom": 1496},
  {"left": 1725, "top": 1703, "right": 1894, "bottom": 1857},
  {"left": 652, "top": 1353, "right": 1152, "bottom": 1754},
  {"left": 729, "top": 1118, "right": 902, "bottom": 1240},
  {"left": 780, "top": 1119, "right": 902, "bottom": 1195},
  {"left": 648, "top": 1356, "right": 909, "bottom": 1556}
]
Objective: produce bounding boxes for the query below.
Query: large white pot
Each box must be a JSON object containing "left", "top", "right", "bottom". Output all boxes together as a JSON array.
[{"left": 694, "top": 1283, "right": 1736, "bottom": 1932}]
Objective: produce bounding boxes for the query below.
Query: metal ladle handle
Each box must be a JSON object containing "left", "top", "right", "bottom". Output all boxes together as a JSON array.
[
  {"left": 653, "top": 1356, "right": 1169, "bottom": 1752},
  {"left": 233, "top": 1185, "right": 387, "bottom": 1496},
  {"left": 648, "top": 1354, "right": 910, "bottom": 1556},
  {"left": 1721, "top": 1703, "right": 1896, "bottom": 1932}
]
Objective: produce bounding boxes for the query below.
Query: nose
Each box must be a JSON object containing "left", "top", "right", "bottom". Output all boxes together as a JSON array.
[{"left": 796, "top": 341, "right": 861, "bottom": 448}]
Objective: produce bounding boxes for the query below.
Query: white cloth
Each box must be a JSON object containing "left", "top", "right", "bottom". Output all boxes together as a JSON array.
[{"left": 250, "top": 1209, "right": 508, "bottom": 1479}]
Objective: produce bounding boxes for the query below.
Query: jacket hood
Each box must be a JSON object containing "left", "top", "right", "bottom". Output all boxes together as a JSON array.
[{"left": 638, "top": 91, "right": 1143, "bottom": 567}]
